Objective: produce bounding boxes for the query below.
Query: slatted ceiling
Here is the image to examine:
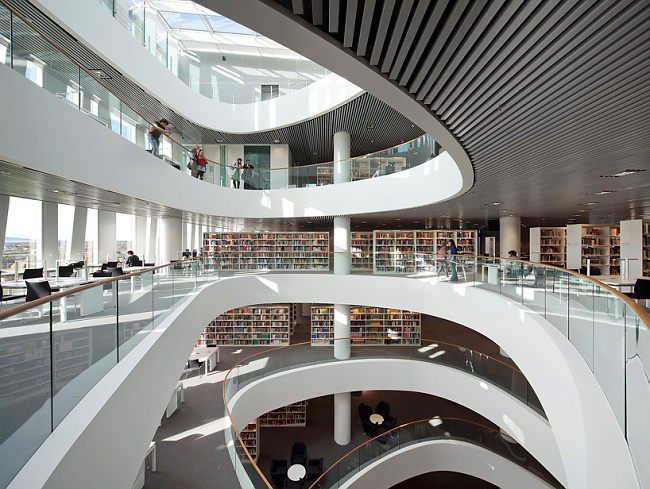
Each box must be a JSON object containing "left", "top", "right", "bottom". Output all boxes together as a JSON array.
[
  {"left": 388, "top": 0, "right": 428, "bottom": 80},
  {"left": 380, "top": 0, "right": 413, "bottom": 73},
  {"left": 368, "top": 1, "right": 391, "bottom": 66},
  {"left": 329, "top": 0, "right": 340, "bottom": 33},
  {"left": 398, "top": 0, "right": 447, "bottom": 87},
  {"left": 292, "top": 0, "right": 304, "bottom": 15},
  {"left": 355, "top": 0, "right": 374, "bottom": 57},
  {"left": 343, "top": 0, "right": 357, "bottom": 47},
  {"left": 311, "top": 0, "right": 323, "bottom": 25}
]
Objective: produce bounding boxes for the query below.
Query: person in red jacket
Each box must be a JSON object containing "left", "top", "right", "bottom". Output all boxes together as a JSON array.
[{"left": 197, "top": 149, "right": 207, "bottom": 180}]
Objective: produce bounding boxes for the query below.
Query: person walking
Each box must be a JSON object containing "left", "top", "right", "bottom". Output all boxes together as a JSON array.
[
  {"left": 147, "top": 118, "right": 172, "bottom": 157},
  {"left": 189, "top": 144, "right": 199, "bottom": 177},
  {"left": 242, "top": 159, "right": 254, "bottom": 189}
]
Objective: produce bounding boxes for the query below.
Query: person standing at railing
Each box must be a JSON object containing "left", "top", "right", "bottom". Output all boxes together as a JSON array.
[
  {"left": 196, "top": 149, "right": 207, "bottom": 180},
  {"left": 188, "top": 144, "right": 199, "bottom": 177},
  {"left": 242, "top": 159, "right": 255, "bottom": 189},
  {"left": 147, "top": 118, "right": 172, "bottom": 157},
  {"left": 437, "top": 244, "right": 448, "bottom": 277},
  {"left": 230, "top": 158, "right": 242, "bottom": 188},
  {"left": 447, "top": 239, "right": 458, "bottom": 282}
]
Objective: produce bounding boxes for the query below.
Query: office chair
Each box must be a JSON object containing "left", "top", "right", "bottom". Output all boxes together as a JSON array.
[
  {"left": 23, "top": 268, "right": 44, "bottom": 280},
  {"left": 106, "top": 267, "right": 125, "bottom": 277},
  {"left": 358, "top": 402, "right": 372, "bottom": 423},
  {"left": 182, "top": 359, "right": 202, "bottom": 379},
  {"left": 1, "top": 284, "right": 26, "bottom": 309},
  {"left": 58, "top": 265, "right": 75, "bottom": 277},
  {"left": 624, "top": 279, "right": 650, "bottom": 304},
  {"left": 101, "top": 261, "right": 118, "bottom": 271},
  {"left": 362, "top": 417, "right": 379, "bottom": 437},
  {"left": 26, "top": 280, "right": 52, "bottom": 302}
]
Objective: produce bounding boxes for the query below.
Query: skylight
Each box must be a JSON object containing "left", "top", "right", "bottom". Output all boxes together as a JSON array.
[{"left": 159, "top": 12, "right": 209, "bottom": 31}]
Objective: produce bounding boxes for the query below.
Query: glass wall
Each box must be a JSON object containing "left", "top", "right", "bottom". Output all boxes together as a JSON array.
[
  {"left": 57, "top": 203, "right": 75, "bottom": 260},
  {"left": 115, "top": 213, "right": 134, "bottom": 263},
  {"left": 244, "top": 146, "right": 270, "bottom": 190}
]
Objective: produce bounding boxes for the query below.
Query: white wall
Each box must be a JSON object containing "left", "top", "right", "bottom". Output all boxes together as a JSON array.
[
  {"left": 8, "top": 274, "right": 638, "bottom": 489},
  {"left": 97, "top": 210, "right": 116, "bottom": 262},
  {"left": 30, "top": 0, "right": 364, "bottom": 133},
  {"left": 0, "top": 63, "right": 467, "bottom": 219}
]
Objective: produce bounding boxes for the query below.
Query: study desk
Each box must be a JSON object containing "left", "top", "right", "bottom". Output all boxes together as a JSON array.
[
  {"left": 369, "top": 413, "right": 384, "bottom": 425},
  {"left": 595, "top": 275, "right": 647, "bottom": 293},
  {"left": 188, "top": 346, "right": 219, "bottom": 375}
]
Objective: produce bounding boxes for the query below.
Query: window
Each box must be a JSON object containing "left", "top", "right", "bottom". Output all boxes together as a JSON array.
[
  {"left": 115, "top": 213, "right": 134, "bottom": 262},
  {"left": 85, "top": 208, "right": 98, "bottom": 265},
  {"left": 2, "top": 197, "right": 41, "bottom": 273},
  {"left": 189, "top": 63, "right": 200, "bottom": 93},
  {"left": 25, "top": 60, "right": 43, "bottom": 87},
  {"left": 66, "top": 84, "right": 79, "bottom": 106},
  {"left": 261, "top": 84, "right": 279, "bottom": 101}
]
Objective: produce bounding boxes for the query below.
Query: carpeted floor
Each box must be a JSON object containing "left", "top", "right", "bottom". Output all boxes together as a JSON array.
[{"left": 144, "top": 309, "right": 516, "bottom": 489}]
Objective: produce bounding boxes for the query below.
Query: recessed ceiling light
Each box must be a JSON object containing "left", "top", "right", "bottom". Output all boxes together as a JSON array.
[
  {"left": 395, "top": 218, "right": 401, "bottom": 221},
  {"left": 88, "top": 68, "right": 111, "bottom": 80},
  {"left": 366, "top": 123, "right": 376, "bottom": 129},
  {"left": 601, "top": 169, "right": 645, "bottom": 177},
  {"left": 361, "top": 221, "right": 367, "bottom": 224},
  {"left": 593, "top": 190, "right": 617, "bottom": 195},
  {"left": 0, "top": 170, "right": 9, "bottom": 175},
  {"left": 50, "top": 189, "right": 60, "bottom": 193},
  {"left": 576, "top": 209, "right": 588, "bottom": 212},
  {"left": 579, "top": 202, "right": 599, "bottom": 206},
  {"left": 273, "top": 139, "right": 280, "bottom": 143},
  {"left": 312, "top": 152, "right": 318, "bottom": 156},
  {"left": 485, "top": 202, "right": 502, "bottom": 206}
]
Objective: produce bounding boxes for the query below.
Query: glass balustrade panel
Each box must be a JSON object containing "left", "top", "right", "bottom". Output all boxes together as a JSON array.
[
  {"left": 567, "top": 275, "right": 595, "bottom": 370},
  {"left": 117, "top": 272, "right": 156, "bottom": 360},
  {"left": 0, "top": 305, "right": 53, "bottom": 489}
]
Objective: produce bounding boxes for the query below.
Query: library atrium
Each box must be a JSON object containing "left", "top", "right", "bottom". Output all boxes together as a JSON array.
[{"left": 0, "top": 1, "right": 649, "bottom": 489}]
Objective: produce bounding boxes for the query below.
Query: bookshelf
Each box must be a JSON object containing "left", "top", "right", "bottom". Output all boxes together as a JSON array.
[
  {"left": 317, "top": 167, "right": 332, "bottom": 186},
  {"left": 567, "top": 224, "right": 620, "bottom": 274},
  {"left": 202, "top": 232, "right": 329, "bottom": 271},
  {"left": 259, "top": 401, "right": 307, "bottom": 427},
  {"left": 351, "top": 232, "right": 373, "bottom": 270},
  {"left": 530, "top": 227, "right": 566, "bottom": 266},
  {"left": 373, "top": 229, "right": 478, "bottom": 274},
  {"left": 311, "top": 305, "right": 421, "bottom": 346},
  {"left": 237, "top": 420, "right": 259, "bottom": 462},
  {"left": 199, "top": 304, "right": 291, "bottom": 346},
  {"left": 645, "top": 221, "right": 650, "bottom": 276}
]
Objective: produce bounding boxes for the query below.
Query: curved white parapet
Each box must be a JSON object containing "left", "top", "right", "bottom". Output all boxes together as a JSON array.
[
  {"left": 30, "top": 0, "right": 364, "bottom": 133},
  {"left": 0, "top": 63, "right": 465, "bottom": 218},
  {"left": 342, "top": 440, "right": 556, "bottom": 489},
  {"left": 197, "top": 0, "right": 474, "bottom": 197},
  {"left": 227, "top": 359, "right": 563, "bottom": 484},
  {"left": 8, "top": 274, "right": 637, "bottom": 489}
]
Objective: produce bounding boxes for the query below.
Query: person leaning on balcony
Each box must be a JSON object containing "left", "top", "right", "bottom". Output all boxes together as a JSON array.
[
  {"left": 189, "top": 144, "right": 199, "bottom": 177},
  {"left": 242, "top": 159, "right": 255, "bottom": 189},
  {"left": 196, "top": 149, "right": 207, "bottom": 180},
  {"left": 230, "top": 158, "right": 242, "bottom": 189},
  {"left": 147, "top": 118, "right": 172, "bottom": 157}
]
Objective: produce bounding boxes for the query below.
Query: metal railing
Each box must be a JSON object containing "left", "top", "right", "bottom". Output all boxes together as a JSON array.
[{"left": 0, "top": 252, "right": 648, "bottom": 487}]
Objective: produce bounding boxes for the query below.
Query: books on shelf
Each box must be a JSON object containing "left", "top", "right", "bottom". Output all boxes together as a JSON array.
[
  {"left": 199, "top": 304, "right": 292, "bottom": 346},
  {"left": 237, "top": 420, "right": 259, "bottom": 462},
  {"left": 202, "top": 232, "right": 329, "bottom": 271},
  {"left": 530, "top": 227, "right": 567, "bottom": 266},
  {"left": 351, "top": 232, "right": 373, "bottom": 270},
  {"left": 373, "top": 229, "right": 477, "bottom": 274},
  {"left": 259, "top": 401, "right": 307, "bottom": 427},
  {"left": 311, "top": 305, "right": 421, "bottom": 346}
]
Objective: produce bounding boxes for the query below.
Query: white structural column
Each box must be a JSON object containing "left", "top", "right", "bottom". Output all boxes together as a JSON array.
[
  {"left": 500, "top": 216, "right": 521, "bottom": 257},
  {"left": 135, "top": 216, "right": 147, "bottom": 258},
  {"left": 40, "top": 201, "right": 58, "bottom": 270},
  {"left": 98, "top": 211, "right": 116, "bottom": 262},
  {"left": 69, "top": 206, "right": 88, "bottom": 261},
  {"left": 334, "top": 216, "right": 351, "bottom": 275},
  {"left": 333, "top": 131, "right": 351, "bottom": 185},
  {"left": 145, "top": 218, "right": 158, "bottom": 265},
  {"left": 334, "top": 303, "right": 351, "bottom": 359},
  {"left": 160, "top": 217, "right": 182, "bottom": 265},
  {"left": 334, "top": 392, "right": 352, "bottom": 445}
]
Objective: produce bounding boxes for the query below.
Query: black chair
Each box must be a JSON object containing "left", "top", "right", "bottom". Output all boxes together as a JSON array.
[
  {"left": 106, "top": 267, "right": 125, "bottom": 277},
  {"left": 290, "top": 442, "right": 307, "bottom": 466},
  {"left": 270, "top": 458, "right": 288, "bottom": 488},
  {"left": 144, "top": 262, "right": 155, "bottom": 267},
  {"left": 101, "top": 261, "right": 118, "bottom": 271},
  {"left": 283, "top": 479, "right": 302, "bottom": 488},
  {"left": 375, "top": 401, "right": 390, "bottom": 418},
  {"left": 624, "top": 279, "right": 650, "bottom": 303},
  {"left": 362, "top": 417, "right": 379, "bottom": 437},
  {"left": 376, "top": 425, "right": 391, "bottom": 444},
  {"left": 0, "top": 283, "right": 26, "bottom": 308},
  {"left": 58, "top": 265, "right": 75, "bottom": 277},
  {"left": 381, "top": 414, "right": 397, "bottom": 431},
  {"left": 306, "top": 458, "right": 323, "bottom": 482},
  {"left": 72, "top": 261, "right": 85, "bottom": 269},
  {"left": 92, "top": 270, "right": 111, "bottom": 278},
  {"left": 22, "top": 268, "right": 43, "bottom": 280},
  {"left": 358, "top": 402, "right": 372, "bottom": 423},
  {"left": 26, "top": 280, "right": 51, "bottom": 302}
]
